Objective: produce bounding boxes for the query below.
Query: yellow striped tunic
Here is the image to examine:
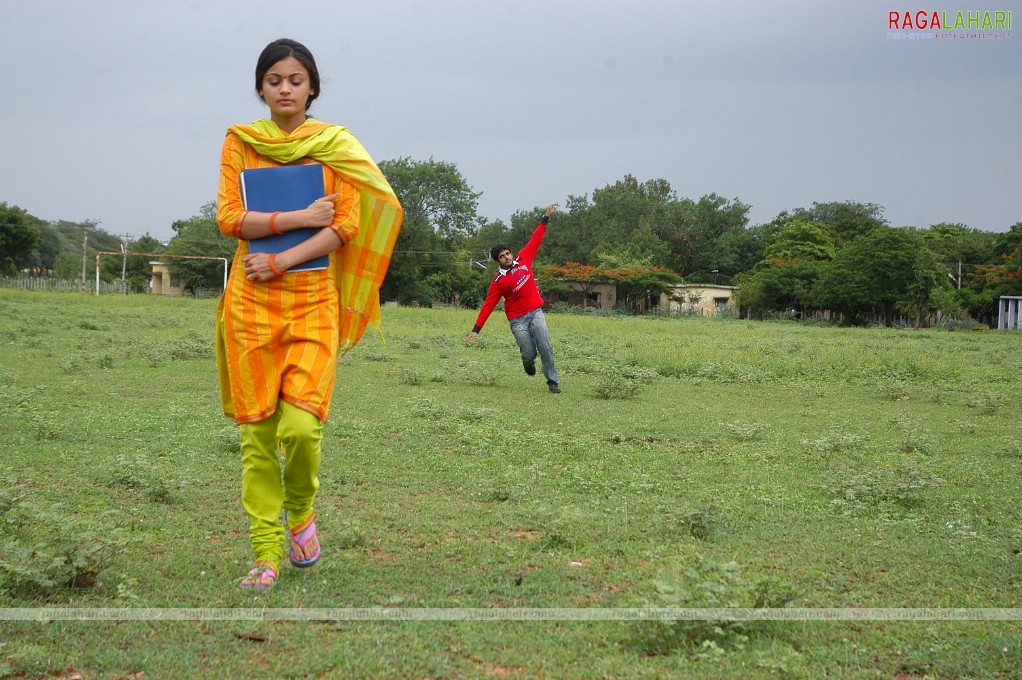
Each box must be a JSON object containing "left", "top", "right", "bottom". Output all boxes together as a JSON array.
[{"left": 216, "top": 132, "right": 359, "bottom": 425}]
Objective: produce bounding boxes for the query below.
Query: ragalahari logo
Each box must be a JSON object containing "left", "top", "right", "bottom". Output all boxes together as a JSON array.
[{"left": 887, "top": 9, "right": 1013, "bottom": 40}]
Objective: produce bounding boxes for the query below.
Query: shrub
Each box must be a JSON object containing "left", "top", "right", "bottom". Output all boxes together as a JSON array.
[
  {"left": 593, "top": 374, "right": 640, "bottom": 400},
  {"left": 819, "top": 463, "right": 933, "bottom": 512},
  {"left": 108, "top": 454, "right": 176, "bottom": 504},
  {"left": 0, "top": 492, "right": 136, "bottom": 597},
  {"left": 397, "top": 367, "right": 425, "bottom": 386},
  {"left": 722, "top": 421, "right": 768, "bottom": 442},
  {"left": 167, "top": 332, "right": 212, "bottom": 361},
  {"left": 660, "top": 504, "right": 717, "bottom": 540},
  {"left": 59, "top": 354, "right": 84, "bottom": 374},
  {"left": 633, "top": 558, "right": 798, "bottom": 656}
]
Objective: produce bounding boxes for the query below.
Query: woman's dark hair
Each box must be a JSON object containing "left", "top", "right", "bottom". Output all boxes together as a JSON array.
[
  {"left": 490, "top": 244, "right": 512, "bottom": 261},
  {"left": 255, "top": 38, "right": 321, "bottom": 111}
]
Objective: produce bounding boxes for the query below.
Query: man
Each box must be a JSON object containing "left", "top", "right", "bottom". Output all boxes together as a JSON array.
[{"left": 465, "top": 203, "right": 561, "bottom": 393}]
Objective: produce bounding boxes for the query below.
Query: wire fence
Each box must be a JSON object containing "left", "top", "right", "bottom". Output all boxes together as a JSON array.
[
  {"left": 0, "top": 277, "right": 220, "bottom": 296},
  {"left": 0, "top": 277, "right": 121, "bottom": 294}
]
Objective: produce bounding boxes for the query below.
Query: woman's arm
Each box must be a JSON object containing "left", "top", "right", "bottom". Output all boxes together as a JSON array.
[
  {"left": 216, "top": 134, "right": 343, "bottom": 240},
  {"left": 242, "top": 178, "right": 360, "bottom": 281},
  {"left": 242, "top": 227, "right": 342, "bottom": 281},
  {"left": 237, "top": 193, "right": 337, "bottom": 240}
]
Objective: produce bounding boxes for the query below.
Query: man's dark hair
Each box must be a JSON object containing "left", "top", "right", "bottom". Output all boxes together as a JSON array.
[{"left": 490, "top": 244, "right": 512, "bottom": 262}]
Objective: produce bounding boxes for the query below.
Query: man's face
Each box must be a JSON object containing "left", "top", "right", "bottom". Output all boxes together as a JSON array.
[{"left": 496, "top": 249, "right": 514, "bottom": 268}]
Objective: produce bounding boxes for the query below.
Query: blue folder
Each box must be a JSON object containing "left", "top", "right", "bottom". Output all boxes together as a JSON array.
[{"left": 240, "top": 163, "right": 329, "bottom": 271}]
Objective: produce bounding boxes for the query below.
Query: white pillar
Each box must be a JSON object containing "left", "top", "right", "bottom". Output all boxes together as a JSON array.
[{"left": 999, "top": 297, "right": 1022, "bottom": 330}]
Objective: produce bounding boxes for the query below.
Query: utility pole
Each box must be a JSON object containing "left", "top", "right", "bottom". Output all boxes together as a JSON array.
[
  {"left": 81, "top": 228, "right": 89, "bottom": 290},
  {"left": 120, "top": 241, "right": 128, "bottom": 293},
  {"left": 948, "top": 261, "right": 963, "bottom": 290},
  {"left": 120, "top": 232, "right": 132, "bottom": 293}
]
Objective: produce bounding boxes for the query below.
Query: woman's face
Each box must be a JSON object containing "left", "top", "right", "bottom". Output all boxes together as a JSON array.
[{"left": 259, "top": 56, "right": 314, "bottom": 127}]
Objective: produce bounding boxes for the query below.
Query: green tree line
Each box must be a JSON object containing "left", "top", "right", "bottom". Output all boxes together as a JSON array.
[
  {"left": 0, "top": 202, "right": 165, "bottom": 291},
  {"left": 3, "top": 159, "right": 1020, "bottom": 325}
]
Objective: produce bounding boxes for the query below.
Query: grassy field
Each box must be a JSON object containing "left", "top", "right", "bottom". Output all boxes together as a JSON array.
[{"left": 1, "top": 288, "right": 1020, "bottom": 679}]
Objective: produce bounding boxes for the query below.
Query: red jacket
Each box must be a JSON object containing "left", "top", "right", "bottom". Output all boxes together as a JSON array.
[{"left": 472, "top": 218, "right": 548, "bottom": 332}]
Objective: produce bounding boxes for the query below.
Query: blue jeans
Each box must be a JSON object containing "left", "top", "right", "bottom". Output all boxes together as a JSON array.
[{"left": 509, "top": 307, "right": 559, "bottom": 385}]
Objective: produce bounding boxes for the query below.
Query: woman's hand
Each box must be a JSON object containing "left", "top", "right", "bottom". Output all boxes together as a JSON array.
[
  {"left": 242, "top": 252, "right": 282, "bottom": 281},
  {"left": 303, "top": 193, "right": 338, "bottom": 227}
]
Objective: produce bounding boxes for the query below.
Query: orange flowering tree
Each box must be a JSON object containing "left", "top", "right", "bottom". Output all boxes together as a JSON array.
[
  {"left": 606, "top": 266, "right": 683, "bottom": 312},
  {"left": 540, "top": 262, "right": 615, "bottom": 307}
]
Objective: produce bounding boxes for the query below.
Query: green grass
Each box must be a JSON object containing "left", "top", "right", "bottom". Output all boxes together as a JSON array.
[{"left": 1, "top": 289, "right": 1021, "bottom": 678}]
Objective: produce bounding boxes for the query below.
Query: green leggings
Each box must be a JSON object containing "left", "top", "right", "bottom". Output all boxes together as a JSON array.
[{"left": 239, "top": 402, "right": 322, "bottom": 569}]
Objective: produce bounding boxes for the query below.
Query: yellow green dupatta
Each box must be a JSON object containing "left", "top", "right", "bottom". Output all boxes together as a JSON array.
[{"left": 228, "top": 118, "right": 403, "bottom": 351}]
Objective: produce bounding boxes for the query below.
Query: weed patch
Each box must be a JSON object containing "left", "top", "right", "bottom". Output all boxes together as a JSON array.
[
  {"left": 592, "top": 374, "right": 639, "bottom": 400},
  {"left": 818, "top": 463, "right": 934, "bottom": 513},
  {"left": 632, "top": 558, "right": 798, "bottom": 656},
  {"left": 108, "top": 454, "right": 177, "bottom": 504},
  {"left": 0, "top": 483, "right": 137, "bottom": 597}
]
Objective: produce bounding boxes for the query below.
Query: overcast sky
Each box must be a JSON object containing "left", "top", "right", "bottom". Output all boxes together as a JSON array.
[{"left": 3, "top": 0, "right": 1019, "bottom": 242}]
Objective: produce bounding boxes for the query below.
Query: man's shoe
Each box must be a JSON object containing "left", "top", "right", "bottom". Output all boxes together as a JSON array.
[
  {"left": 523, "top": 359, "right": 536, "bottom": 376},
  {"left": 548, "top": 383, "right": 561, "bottom": 394}
]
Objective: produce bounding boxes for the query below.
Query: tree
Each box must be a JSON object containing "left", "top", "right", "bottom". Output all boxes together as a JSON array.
[
  {"left": 793, "top": 201, "right": 887, "bottom": 246},
  {"left": 470, "top": 218, "right": 511, "bottom": 261},
  {"left": 538, "top": 176, "right": 678, "bottom": 267},
  {"left": 993, "top": 222, "right": 1022, "bottom": 256},
  {"left": 733, "top": 219, "right": 835, "bottom": 317},
  {"left": 536, "top": 194, "right": 598, "bottom": 265},
  {"left": 29, "top": 224, "right": 63, "bottom": 273},
  {"left": 763, "top": 219, "right": 837, "bottom": 262},
  {"left": 53, "top": 252, "right": 82, "bottom": 280},
  {"left": 115, "top": 233, "right": 165, "bottom": 292},
  {"left": 607, "top": 266, "right": 683, "bottom": 313},
  {"left": 165, "top": 202, "right": 235, "bottom": 292},
  {"left": 899, "top": 247, "right": 952, "bottom": 328},
  {"left": 814, "top": 227, "right": 942, "bottom": 325},
  {"left": 589, "top": 176, "right": 674, "bottom": 241},
  {"left": 542, "top": 262, "right": 615, "bottom": 307},
  {"left": 379, "top": 157, "right": 481, "bottom": 239},
  {"left": 924, "top": 222, "right": 997, "bottom": 267},
  {"left": 0, "top": 203, "right": 41, "bottom": 275},
  {"left": 38, "top": 219, "right": 109, "bottom": 283},
  {"left": 378, "top": 157, "right": 482, "bottom": 305},
  {"left": 937, "top": 223, "right": 1022, "bottom": 322},
  {"left": 589, "top": 226, "right": 665, "bottom": 272},
  {"left": 670, "top": 193, "right": 753, "bottom": 278},
  {"left": 421, "top": 271, "right": 454, "bottom": 304}
]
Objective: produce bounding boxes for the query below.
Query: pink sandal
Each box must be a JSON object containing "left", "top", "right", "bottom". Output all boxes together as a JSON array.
[
  {"left": 289, "top": 514, "right": 321, "bottom": 568},
  {"left": 240, "top": 561, "right": 278, "bottom": 591}
]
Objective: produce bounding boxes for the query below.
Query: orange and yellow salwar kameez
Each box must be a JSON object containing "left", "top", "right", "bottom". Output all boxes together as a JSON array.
[{"left": 215, "top": 118, "right": 402, "bottom": 570}]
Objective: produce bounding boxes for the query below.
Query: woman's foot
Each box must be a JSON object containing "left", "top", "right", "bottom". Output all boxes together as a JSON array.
[
  {"left": 239, "top": 561, "right": 278, "bottom": 591},
  {"left": 289, "top": 515, "right": 321, "bottom": 568}
]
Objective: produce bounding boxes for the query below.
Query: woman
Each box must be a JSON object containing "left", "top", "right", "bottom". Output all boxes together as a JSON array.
[{"left": 216, "top": 38, "right": 402, "bottom": 591}]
